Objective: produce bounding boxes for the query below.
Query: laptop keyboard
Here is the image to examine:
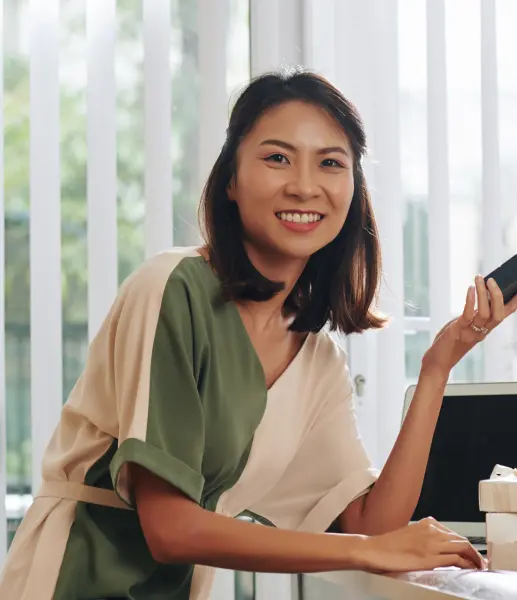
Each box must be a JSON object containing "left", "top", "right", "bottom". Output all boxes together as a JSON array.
[
  {"left": 468, "top": 536, "right": 488, "bottom": 556},
  {"left": 468, "top": 536, "right": 487, "bottom": 545}
]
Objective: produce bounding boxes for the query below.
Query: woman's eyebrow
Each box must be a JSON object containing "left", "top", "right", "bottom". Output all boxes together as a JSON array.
[{"left": 259, "top": 138, "right": 350, "bottom": 157}]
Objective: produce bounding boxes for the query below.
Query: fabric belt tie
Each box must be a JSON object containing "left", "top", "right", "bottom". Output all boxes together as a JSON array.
[{"left": 37, "top": 480, "right": 132, "bottom": 510}]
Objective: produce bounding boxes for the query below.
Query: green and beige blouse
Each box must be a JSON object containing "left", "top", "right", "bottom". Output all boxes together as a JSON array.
[{"left": 0, "top": 248, "right": 379, "bottom": 600}]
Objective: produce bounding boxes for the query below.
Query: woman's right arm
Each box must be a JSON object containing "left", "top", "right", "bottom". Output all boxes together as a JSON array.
[{"left": 132, "top": 466, "right": 485, "bottom": 573}]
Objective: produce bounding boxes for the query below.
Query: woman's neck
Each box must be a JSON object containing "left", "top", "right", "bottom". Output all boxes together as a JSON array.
[
  {"left": 197, "top": 243, "right": 306, "bottom": 333},
  {"left": 241, "top": 243, "right": 307, "bottom": 332}
]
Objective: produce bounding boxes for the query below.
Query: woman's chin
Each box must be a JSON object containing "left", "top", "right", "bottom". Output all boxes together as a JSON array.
[
  {"left": 245, "top": 231, "right": 332, "bottom": 264},
  {"left": 269, "top": 238, "right": 329, "bottom": 261}
]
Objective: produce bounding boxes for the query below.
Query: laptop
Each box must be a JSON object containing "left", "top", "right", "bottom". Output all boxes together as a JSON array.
[{"left": 402, "top": 382, "right": 517, "bottom": 551}]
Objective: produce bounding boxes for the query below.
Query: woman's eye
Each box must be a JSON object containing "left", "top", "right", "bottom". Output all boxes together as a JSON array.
[
  {"left": 264, "top": 153, "right": 288, "bottom": 164},
  {"left": 321, "top": 158, "right": 344, "bottom": 168}
]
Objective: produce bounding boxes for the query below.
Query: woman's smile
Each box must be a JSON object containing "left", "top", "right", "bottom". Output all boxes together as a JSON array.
[{"left": 275, "top": 210, "right": 325, "bottom": 233}]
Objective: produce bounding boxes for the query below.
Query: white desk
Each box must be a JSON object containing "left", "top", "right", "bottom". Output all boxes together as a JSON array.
[{"left": 304, "top": 569, "right": 517, "bottom": 599}]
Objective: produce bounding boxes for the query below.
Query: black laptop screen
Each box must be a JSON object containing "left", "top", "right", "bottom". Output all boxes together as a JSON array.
[{"left": 412, "top": 393, "right": 517, "bottom": 524}]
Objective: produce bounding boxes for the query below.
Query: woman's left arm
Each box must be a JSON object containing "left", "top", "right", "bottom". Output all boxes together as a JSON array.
[
  {"left": 340, "top": 275, "right": 517, "bottom": 536},
  {"left": 340, "top": 365, "right": 448, "bottom": 535}
]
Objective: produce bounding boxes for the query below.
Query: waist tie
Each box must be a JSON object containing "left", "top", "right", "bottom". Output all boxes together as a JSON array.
[{"left": 37, "top": 480, "right": 132, "bottom": 510}]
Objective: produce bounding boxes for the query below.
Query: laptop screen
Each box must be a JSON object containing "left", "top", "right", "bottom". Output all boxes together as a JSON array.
[{"left": 412, "top": 393, "right": 517, "bottom": 524}]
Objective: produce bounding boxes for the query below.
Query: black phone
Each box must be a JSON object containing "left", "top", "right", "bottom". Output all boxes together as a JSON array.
[{"left": 484, "top": 253, "right": 517, "bottom": 304}]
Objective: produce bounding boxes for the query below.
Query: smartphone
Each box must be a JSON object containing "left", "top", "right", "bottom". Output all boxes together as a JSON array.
[{"left": 484, "top": 253, "right": 517, "bottom": 304}]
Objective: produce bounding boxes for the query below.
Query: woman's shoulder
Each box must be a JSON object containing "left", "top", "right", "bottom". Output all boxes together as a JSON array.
[
  {"left": 106, "top": 247, "right": 217, "bottom": 330},
  {"left": 301, "top": 331, "right": 354, "bottom": 397},
  {"left": 309, "top": 330, "right": 350, "bottom": 374},
  {"left": 119, "top": 247, "right": 211, "bottom": 301},
  {"left": 123, "top": 246, "right": 201, "bottom": 286}
]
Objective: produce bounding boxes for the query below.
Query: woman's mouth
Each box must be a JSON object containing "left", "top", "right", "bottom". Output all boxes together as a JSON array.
[
  {"left": 274, "top": 211, "right": 325, "bottom": 232},
  {"left": 275, "top": 211, "right": 323, "bottom": 224}
]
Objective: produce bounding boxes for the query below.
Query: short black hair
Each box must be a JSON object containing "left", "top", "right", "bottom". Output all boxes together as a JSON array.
[{"left": 199, "top": 68, "right": 387, "bottom": 335}]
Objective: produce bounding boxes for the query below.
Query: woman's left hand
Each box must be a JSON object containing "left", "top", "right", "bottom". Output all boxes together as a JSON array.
[{"left": 421, "top": 275, "right": 517, "bottom": 375}]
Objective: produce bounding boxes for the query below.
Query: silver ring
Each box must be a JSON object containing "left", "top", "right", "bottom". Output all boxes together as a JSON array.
[{"left": 470, "top": 323, "right": 489, "bottom": 335}]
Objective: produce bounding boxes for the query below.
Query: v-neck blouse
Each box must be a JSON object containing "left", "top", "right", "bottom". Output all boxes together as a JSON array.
[
  {"left": 195, "top": 250, "right": 311, "bottom": 395},
  {"left": 0, "top": 248, "right": 379, "bottom": 600}
]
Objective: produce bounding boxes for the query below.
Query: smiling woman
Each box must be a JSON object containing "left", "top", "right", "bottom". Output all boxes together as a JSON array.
[{"left": 0, "top": 69, "right": 496, "bottom": 600}]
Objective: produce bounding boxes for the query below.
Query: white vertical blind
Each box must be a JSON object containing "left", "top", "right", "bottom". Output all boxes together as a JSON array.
[
  {"left": 86, "top": 0, "right": 118, "bottom": 340},
  {"left": 333, "top": 0, "right": 379, "bottom": 463},
  {"left": 199, "top": 0, "right": 229, "bottom": 192},
  {"left": 143, "top": 0, "right": 173, "bottom": 257},
  {"left": 370, "top": 0, "right": 406, "bottom": 463},
  {"left": 210, "top": 569, "right": 236, "bottom": 600},
  {"left": 250, "top": 0, "right": 302, "bottom": 78},
  {"left": 427, "top": 0, "right": 452, "bottom": 339},
  {"left": 302, "top": 0, "right": 336, "bottom": 82},
  {"left": 480, "top": 0, "right": 510, "bottom": 381},
  {"left": 333, "top": 0, "right": 375, "bottom": 118},
  {"left": 250, "top": 0, "right": 281, "bottom": 77},
  {"left": 29, "top": 0, "right": 62, "bottom": 493},
  {"left": 278, "top": 0, "right": 303, "bottom": 68},
  {"left": 256, "top": 573, "right": 292, "bottom": 600},
  {"left": 0, "top": 0, "right": 7, "bottom": 565}
]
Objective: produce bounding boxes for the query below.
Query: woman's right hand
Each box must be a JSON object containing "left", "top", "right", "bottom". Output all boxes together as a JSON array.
[{"left": 357, "top": 517, "right": 487, "bottom": 573}]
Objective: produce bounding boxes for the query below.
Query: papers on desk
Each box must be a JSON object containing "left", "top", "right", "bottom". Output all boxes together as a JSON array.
[
  {"left": 479, "top": 464, "right": 517, "bottom": 570},
  {"left": 479, "top": 465, "right": 517, "bottom": 513}
]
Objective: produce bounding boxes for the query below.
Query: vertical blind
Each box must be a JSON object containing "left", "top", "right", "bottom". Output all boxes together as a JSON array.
[
  {"left": 28, "top": 0, "right": 63, "bottom": 496},
  {"left": 427, "top": 0, "right": 452, "bottom": 342},
  {"left": 2, "top": 2, "right": 517, "bottom": 598},
  {"left": 480, "top": 0, "right": 508, "bottom": 380},
  {"left": 143, "top": 0, "right": 173, "bottom": 259},
  {"left": 86, "top": 0, "right": 118, "bottom": 341},
  {"left": 0, "top": 0, "right": 6, "bottom": 565}
]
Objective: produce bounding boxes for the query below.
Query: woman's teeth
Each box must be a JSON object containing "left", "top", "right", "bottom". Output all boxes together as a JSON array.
[{"left": 276, "top": 212, "right": 322, "bottom": 224}]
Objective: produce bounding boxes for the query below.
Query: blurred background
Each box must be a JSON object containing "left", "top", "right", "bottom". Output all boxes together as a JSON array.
[
  {"left": 1, "top": 0, "right": 250, "bottom": 546},
  {"left": 1, "top": 1, "right": 517, "bottom": 598}
]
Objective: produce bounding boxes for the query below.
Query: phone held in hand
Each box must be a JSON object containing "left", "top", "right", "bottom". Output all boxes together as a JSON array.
[{"left": 484, "top": 254, "right": 517, "bottom": 304}]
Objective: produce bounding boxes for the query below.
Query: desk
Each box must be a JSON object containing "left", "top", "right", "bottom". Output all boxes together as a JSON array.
[{"left": 303, "top": 569, "right": 517, "bottom": 599}]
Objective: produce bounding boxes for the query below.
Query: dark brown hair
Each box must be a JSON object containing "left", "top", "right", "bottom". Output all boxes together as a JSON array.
[{"left": 199, "top": 69, "right": 388, "bottom": 335}]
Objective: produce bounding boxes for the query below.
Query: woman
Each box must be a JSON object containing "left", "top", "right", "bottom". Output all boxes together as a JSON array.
[{"left": 1, "top": 70, "right": 515, "bottom": 600}]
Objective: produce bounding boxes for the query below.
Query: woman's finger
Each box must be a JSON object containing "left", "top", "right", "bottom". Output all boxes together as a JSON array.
[
  {"left": 425, "top": 519, "right": 484, "bottom": 569},
  {"left": 436, "top": 521, "right": 467, "bottom": 542},
  {"left": 445, "top": 540, "right": 485, "bottom": 569},
  {"left": 425, "top": 518, "right": 459, "bottom": 536},
  {"left": 437, "top": 554, "right": 477, "bottom": 570},
  {"left": 423, "top": 518, "right": 470, "bottom": 544},
  {"left": 456, "top": 286, "right": 476, "bottom": 329},
  {"left": 473, "top": 275, "right": 491, "bottom": 325},
  {"left": 505, "top": 291, "right": 517, "bottom": 316},
  {"left": 485, "top": 277, "right": 505, "bottom": 327}
]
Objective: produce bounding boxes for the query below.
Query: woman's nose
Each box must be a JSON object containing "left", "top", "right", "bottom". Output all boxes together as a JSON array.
[{"left": 285, "top": 167, "right": 319, "bottom": 201}]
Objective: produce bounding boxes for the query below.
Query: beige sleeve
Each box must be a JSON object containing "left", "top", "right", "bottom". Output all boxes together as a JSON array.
[{"left": 248, "top": 359, "right": 379, "bottom": 533}]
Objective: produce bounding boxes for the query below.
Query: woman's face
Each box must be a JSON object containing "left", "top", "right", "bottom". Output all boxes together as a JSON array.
[{"left": 229, "top": 100, "right": 355, "bottom": 263}]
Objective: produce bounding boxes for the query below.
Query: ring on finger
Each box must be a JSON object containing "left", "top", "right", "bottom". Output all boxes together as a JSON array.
[{"left": 470, "top": 322, "right": 489, "bottom": 336}]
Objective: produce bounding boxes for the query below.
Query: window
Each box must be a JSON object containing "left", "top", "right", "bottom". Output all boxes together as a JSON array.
[{"left": 400, "top": 0, "right": 517, "bottom": 386}]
